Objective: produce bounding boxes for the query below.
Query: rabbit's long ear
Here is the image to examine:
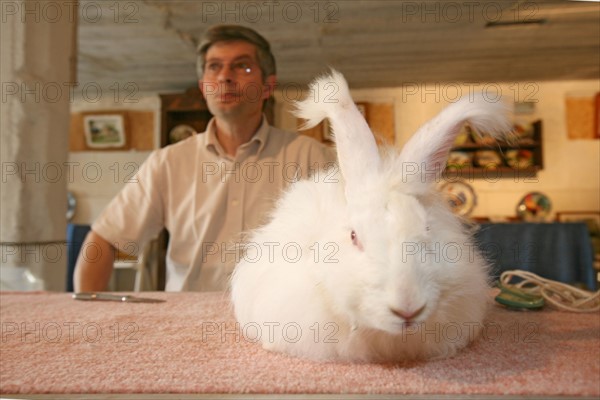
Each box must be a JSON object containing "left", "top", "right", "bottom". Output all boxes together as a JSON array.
[
  {"left": 398, "top": 95, "right": 512, "bottom": 195},
  {"left": 294, "top": 70, "right": 380, "bottom": 198}
]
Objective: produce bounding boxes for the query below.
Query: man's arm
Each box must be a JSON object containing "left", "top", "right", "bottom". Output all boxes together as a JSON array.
[{"left": 73, "top": 230, "right": 116, "bottom": 292}]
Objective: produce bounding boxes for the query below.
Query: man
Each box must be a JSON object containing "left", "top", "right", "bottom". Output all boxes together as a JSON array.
[{"left": 74, "top": 25, "right": 335, "bottom": 291}]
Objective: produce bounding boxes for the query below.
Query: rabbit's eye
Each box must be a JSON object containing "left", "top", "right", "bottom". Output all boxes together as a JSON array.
[{"left": 351, "top": 230, "right": 363, "bottom": 250}]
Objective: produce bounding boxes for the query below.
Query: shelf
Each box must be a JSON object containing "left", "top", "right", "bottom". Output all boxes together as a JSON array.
[
  {"left": 451, "top": 141, "right": 539, "bottom": 151},
  {"left": 446, "top": 120, "right": 543, "bottom": 179},
  {"left": 443, "top": 166, "right": 541, "bottom": 179}
]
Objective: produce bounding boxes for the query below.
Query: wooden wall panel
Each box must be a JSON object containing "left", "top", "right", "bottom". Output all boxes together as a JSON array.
[
  {"left": 565, "top": 94, "right": 600, "bottom": 140},
  {"left": 366, "top": 103, "right": 395, "bottom": 146},
  {"left": 297, "top": 102, "right": 395, "bottom": 146}
]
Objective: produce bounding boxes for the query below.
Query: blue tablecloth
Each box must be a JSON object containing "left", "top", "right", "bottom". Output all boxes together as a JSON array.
[
  {"left": 474, "top": 222, "right": 596, "bottom": 290},
  {"left": 66, "top": 222, "right": 596, "bottom": 291}
]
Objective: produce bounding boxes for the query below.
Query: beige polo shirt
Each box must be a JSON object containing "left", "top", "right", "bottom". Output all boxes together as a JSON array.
[{"left": 93, "top": 118, "right": 336, "bottom": 291}]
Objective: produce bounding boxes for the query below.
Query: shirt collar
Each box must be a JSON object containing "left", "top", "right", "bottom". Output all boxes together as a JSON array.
[{"left": 205, "top": 116, "right": 270, "bottom": 157}]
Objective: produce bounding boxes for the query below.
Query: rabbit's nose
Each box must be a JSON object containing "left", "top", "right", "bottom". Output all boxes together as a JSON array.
[{"left": 390, "top": 304, "right": 426, "bottom": 321}]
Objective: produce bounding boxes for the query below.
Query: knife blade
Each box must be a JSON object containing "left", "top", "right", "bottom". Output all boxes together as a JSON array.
[{"left": 72, "top": 292, "right": 165, "bottom": 303}]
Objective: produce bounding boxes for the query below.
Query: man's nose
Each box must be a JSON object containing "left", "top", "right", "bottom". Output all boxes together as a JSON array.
[{"left": 217, "top": 65, "right": 235, "bottom": 83}]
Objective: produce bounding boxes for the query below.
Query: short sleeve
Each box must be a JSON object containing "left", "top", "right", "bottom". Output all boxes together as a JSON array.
[{"left": 92, "top": 150, "right": 165, "bottom": 255}]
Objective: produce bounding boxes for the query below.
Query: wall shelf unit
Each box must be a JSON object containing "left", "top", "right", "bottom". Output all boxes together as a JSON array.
[{"left": 444, "top": 120, "right": 543, "bottom": 179}]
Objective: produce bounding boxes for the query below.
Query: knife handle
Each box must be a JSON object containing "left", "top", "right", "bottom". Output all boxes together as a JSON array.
[{"left": 73, "top": 293, "right": 128, "bottom": 302}]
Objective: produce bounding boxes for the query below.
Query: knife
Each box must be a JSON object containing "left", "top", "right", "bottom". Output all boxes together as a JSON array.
[{"left": 72, "top": 292, "right": 166, "bottom": 303}]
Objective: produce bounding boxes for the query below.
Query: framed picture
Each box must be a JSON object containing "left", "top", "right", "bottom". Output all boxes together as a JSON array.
[{"left": 83, "top": 113, "right": 126, "bottom": 149}]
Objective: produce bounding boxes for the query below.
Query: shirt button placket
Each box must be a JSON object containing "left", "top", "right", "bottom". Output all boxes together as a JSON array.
[{"left": 227, "top": 160, "right": 244, "bottom": 234}]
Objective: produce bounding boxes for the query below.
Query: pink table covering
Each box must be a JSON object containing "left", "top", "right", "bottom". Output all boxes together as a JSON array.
[{"left": 1, "top": 291, "right": 598, "bottom": 397}]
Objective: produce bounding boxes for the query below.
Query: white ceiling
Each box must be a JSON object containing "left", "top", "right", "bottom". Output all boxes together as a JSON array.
[{"left": 77, "top": 0, "right": 600, "bottom": 93}]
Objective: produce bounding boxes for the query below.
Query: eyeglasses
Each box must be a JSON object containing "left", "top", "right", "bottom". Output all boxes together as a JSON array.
[{"left": 203, "top": 60, "right": 256, "bottom": 77}]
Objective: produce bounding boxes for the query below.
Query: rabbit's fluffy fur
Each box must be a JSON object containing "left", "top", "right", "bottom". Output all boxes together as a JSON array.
[{"left": 231, "top": 70, "right": 512, "bottom": 362}]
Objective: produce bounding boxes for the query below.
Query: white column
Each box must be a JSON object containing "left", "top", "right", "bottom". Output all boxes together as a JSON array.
[{"left": 1, "top": 1, "right": 76, "bottom": 290}]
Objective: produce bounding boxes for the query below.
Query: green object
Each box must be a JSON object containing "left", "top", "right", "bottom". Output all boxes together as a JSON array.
[{"left": 495, "top": 283, "right": 545, "bottom": 309}]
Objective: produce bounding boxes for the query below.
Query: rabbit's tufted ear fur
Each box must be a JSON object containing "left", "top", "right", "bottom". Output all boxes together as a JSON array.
[
  {"left": 294, "top": 70, "right": 380, "bottom": 200},
  {"left": 397, "top": 95, "right": 512, "bottom": 195}
]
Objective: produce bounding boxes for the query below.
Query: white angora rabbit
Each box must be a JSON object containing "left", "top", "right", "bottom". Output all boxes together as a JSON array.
[{"left": 231, "top": 70, "right": 511, "bottom": 362}]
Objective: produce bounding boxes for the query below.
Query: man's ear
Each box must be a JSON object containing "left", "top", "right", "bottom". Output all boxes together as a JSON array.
[{"left": 262, "top": 75, "right": 277, "bottom": 100}]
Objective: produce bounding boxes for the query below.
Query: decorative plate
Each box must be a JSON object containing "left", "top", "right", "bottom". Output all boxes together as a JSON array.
[
  {"left": 447, "top": 151, "right": 472, "bottom": 169},
  {"left": 470, "top": 129, "right": 498, "bottom": 145},
  {"left": 505, "top": 149, "right": 534, "bottom": 169},
  {"left": 512, "top": 121, "right": 535, "bottom": 142},
  {"left": 439, "top": 180, "right": 477, "bottom": 216},
  {"left": 169, "top": 124, "right": 196, "bottom": 144},
  {"left": 516, "top": 192, "right": 552, "bottom": 221},
  {"left": 474, "top": 150, "right": 503, "bottom": 169}
]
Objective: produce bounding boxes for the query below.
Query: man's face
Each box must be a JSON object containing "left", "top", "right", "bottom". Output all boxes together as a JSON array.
[{"left": 199, "top": 40, "right": 275, "bottom": 120}]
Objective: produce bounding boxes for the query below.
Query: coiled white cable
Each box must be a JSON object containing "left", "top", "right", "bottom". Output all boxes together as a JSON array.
[{"left": 499, "top": 270, "right": 600, "bottom": 313}]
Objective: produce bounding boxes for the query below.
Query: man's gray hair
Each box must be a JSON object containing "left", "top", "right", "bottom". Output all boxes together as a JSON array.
[{"left": 196, "top": 25, "right": 276, "bottom": 81}]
